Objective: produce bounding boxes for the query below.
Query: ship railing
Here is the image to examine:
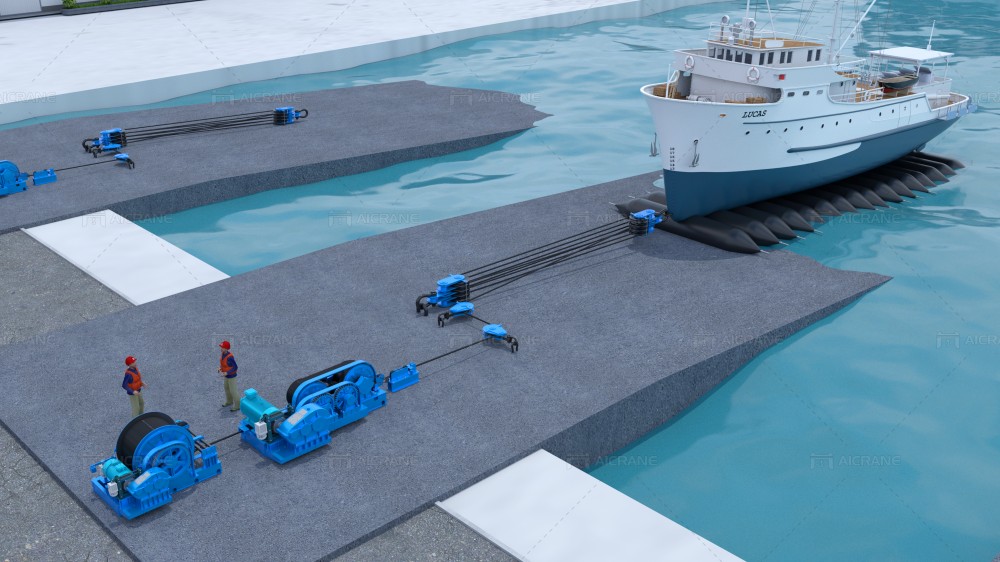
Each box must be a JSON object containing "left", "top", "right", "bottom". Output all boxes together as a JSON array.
[
  {"left": 829, "top": 88, "right": 884, "bottom": 104},
  {"left": 707, "top": 23, "right": 823, "bottom": 48}
]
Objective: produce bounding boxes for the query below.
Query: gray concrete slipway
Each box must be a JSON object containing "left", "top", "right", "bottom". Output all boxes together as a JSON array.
[
  {"left": 0, "top": 81, "right": 548, "bottom": 235},
  {"left": 0, "top": 170, "right": 889, "bottom": 561}
]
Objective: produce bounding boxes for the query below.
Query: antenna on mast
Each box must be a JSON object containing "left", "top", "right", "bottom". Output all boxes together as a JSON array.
[
  {"left": 927, "top": 20, "right": 936, "bottom": 50},
  {"left": 744, "top": 0, "right": 751, "bottom": 21}
]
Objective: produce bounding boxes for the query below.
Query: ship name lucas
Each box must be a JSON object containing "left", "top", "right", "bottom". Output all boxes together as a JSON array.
[{"left": 742, "top": 110, "right": 767, "bottom": 118}]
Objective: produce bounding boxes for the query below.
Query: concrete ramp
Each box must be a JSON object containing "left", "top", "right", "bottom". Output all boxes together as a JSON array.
[
  {"left": 24, "top": 210, "right": 227, "bottom": 305},
  {"left": 440, "top": 450, "right": 742, "bottom": 561}
]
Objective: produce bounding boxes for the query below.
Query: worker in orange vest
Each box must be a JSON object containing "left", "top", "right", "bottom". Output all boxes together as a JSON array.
[
  {"left": 218, "top": 341, "right": 240, "bottom": 412},
  {"left": 122, "top": 356, "right": 147, "bottom": 417}
]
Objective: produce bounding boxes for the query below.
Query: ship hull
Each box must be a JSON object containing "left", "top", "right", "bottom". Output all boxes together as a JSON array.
[{"left": 661, "top": 117, "right": 956, "bottom": 219}]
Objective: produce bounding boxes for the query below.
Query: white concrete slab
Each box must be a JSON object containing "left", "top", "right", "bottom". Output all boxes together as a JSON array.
[
  {"left": 0, "top": 0, "right": 718, "bottom": 124},
  {"left": 23, "top": 210, "right": 227, "bottom": 305},
  {"left": 439, "top": 450, "right": 743, "bottom": 562}
]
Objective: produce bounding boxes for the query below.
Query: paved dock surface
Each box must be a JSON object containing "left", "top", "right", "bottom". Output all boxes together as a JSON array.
[
  {"left": 0, "top": 172, "right": 888, "bottom": 561},
  {"left": 0, "top": 80, "right": 547, "bottom": 234}
]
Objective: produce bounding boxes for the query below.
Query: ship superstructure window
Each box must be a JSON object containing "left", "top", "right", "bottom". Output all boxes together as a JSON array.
[
  {"left": 807, "top": 50, "right": 813, "bottom": 62},
  {"left": 726, "top": 49, "right": 733, "bottom": 61},
  {"left": 816, "top": 49, "right": 822, "bottom": 60},
  {"left": 787, "top": 52, "right": 794, "bottom": 64},
  {"left": 787, "top": 91, "right": 795, "bottom": 97},
  {"left": 760, "top": 53, "right": 765, "bottom": 65},
  {"left": 780, "top": 52, "right": 786, "bottom": 64},
  {"left": 709, "top": 47, "right": 716, "bottom": 57},
  {"left": 803, "top": 90, "right": 810, "bottom": 96},
  {"left": 768, "top": 52, "right": 774, "bottom": 64}
]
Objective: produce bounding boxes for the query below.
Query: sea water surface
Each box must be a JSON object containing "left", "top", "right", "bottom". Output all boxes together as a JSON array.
[{"left": 19, "top": 0, "right": 1000, "bottom": 559}]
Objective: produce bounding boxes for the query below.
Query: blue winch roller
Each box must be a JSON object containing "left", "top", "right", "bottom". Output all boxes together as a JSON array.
[
  {"left": 238, "top": 359, "right": 419, "bottom": 464},
  {"left": 89, "top": 413, "right": 221, "bottom": 520}
]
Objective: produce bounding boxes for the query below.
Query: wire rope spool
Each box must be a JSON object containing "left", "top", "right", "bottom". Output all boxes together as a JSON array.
[{"left": 115, "top": 412, "right": 176, "bottom": 469}]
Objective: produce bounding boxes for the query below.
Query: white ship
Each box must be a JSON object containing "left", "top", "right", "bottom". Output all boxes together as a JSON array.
[{"left": 641, "top": 0, "right": 975, "bottom": 220}]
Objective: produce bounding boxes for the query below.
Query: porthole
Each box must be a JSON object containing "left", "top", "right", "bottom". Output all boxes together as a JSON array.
[
  {"left": 800, "top": 126, "right": 804, "bottom": 130},
  {"left": 745, "top": 131, "right": 750, "bottom": 135},
  {"left": 849, "top": 119, "right": 853, "bottom": 123},
  {"left": 835, "top": 121, "right": 839, "bottom": 126},
  {"left": 784, "top": 128, "right": 788, "bottom": 132},
  {"left": 766, "top": 130, "right": 771, "bottom": 134},
  {"left": 821, "top": 124, "right": 825, "bottom": 128}
]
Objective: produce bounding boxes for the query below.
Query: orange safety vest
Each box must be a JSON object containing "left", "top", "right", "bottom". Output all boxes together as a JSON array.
[
  {"left": 220, "top": 351, "right": 237, "bottom": 376},
  {"left": 126, "top": 366, "right": 143, "bottom": 392}
]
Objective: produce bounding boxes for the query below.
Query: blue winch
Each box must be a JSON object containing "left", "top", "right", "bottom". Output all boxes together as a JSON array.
[
  {"left": 89, "top": 413, "right": 221, "bottom": 520},
  {"left": 0, "top": 160, "right": 55, "bottom": 196},
  {"left": 238, "top": 359, "right": 419, "bottom": 464},
  {"left": 1, "top": 156, "right": 134, "bottom": 198}
]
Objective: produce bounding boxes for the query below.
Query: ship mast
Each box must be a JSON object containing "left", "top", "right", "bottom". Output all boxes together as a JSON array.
[{"left": 828, "top": 0, "right": 841, "bottom": 64}]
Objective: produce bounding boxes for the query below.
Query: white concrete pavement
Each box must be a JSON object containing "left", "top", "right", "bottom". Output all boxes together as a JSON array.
[{"left": 0, "top": 0, "right": 718, "bottom": 124}]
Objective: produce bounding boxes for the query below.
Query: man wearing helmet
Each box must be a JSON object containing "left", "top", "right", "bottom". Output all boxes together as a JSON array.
[
  {"left": 218, "top": 340, "right": 240, "bottom": 412},
  {"left": 122, "top": 356, "right": 147, "bottom": 417}
]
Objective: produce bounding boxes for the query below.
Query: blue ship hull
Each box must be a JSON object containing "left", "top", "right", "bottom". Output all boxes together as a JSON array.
[{"left": 663, "top": 118, "right": 957, "bottom": 220}]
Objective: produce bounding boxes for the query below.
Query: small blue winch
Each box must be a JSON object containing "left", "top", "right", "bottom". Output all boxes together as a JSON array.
[
  {"left": 238, "top": 359, "right": 419, "bottom": 464},
  {"left": 89, "top": 413, "right": 221, "bottom": 520},
  {"left": 0, "top": 160, "right": 56, "bottom": 196}
]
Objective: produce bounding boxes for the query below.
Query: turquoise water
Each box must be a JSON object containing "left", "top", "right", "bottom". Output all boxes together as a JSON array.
[{"left": 27, "top": 0, "right": 999, "bottom": 558}]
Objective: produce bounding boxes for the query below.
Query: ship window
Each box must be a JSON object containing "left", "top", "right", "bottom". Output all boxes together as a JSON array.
[
  {"left": 849, "top": 118, "right": 853, "bottom": 123},
  {"left": 817, "top": 90, "right": 824, "bottom": 94},
  {"left": 780, "top": 52, "right": 786, "bottom": 64},
  {"left": 709, "top": 47, "right": 716, "bottom": 57},
  {"left": 787, "top": 51, "right": 794, "bottom": 64},
  {"left": 816, "top": 49, "right": 822, "bottom": 60},
  {"left": 745, "top": 131, "right": 750, "bottom": 135},
  {"left": 835, "top": 121, "right": 839, "bottom": 126},
  {"left": 717, "top": 49, "right": 724, "bottom": 60},
  {"left": 760, "top": 52, "right": 765, "bottom": 65},
  {"left": 800, "top": 126, "right": 804, "bottom": 130},
  {"left": 784, "top": 128, "right": 788, "bottom": 132},
  {"left": 766, "top": 130, "right": 771, "bottom": 134},
  {"left": 787, "top": 91, "right": 795, "bottom": 97},
  {"left": 726, "top": 49, "right": 733, "bottom": 61},
  {"left": 807, "top": 50, "right": 813, "bottom": 62},
  {"left": 768, "top": 52, "right": 774, "bottom": 64},
  {"left": 803, "top": 90, "right": 810, "bottom": 96}
]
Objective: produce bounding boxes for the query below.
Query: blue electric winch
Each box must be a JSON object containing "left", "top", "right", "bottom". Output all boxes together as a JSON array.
[
  {"left": 89, "top": 413, "right": 221, "bottom": 520},
  {"left": 238, "top": 359, "right": 419, "bottom": 464},
  {"left": 0, "top": 160, "right": 55, "bottom": 196}
]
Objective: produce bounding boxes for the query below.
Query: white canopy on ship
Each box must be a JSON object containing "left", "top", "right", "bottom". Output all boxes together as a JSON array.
[{"left": 869, "top": 46, "right": 954, "bottom": 63}]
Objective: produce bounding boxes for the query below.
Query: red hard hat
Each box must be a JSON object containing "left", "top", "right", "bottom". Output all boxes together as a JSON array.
[
  {"left": 219, "top": 340, "right": 231, "bottom": 350},
  {"left": 125, "top": 355, "right": 137, "bottom": 366}
]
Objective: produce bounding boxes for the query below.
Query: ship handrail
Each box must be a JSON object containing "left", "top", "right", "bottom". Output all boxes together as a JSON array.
[{"left": 706, "top": 22, "right": 824, "bottom": 49}]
